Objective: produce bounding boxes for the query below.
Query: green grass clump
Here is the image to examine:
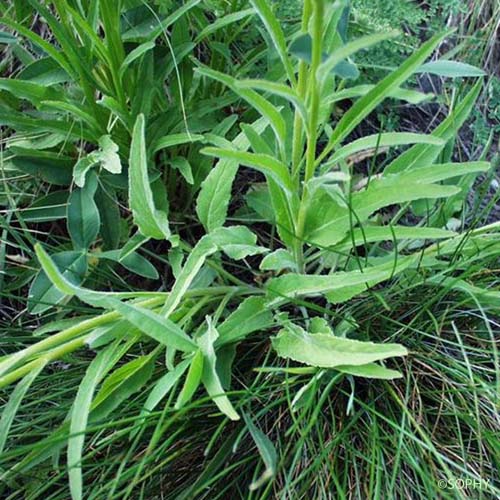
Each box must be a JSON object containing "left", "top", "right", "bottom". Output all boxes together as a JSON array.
[{"left": 0, "top": 1, "right": 499, "bottom": 498}]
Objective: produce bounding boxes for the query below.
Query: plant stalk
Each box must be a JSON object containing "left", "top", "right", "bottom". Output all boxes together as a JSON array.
[{"left": 293, "top": 0, "right": 324, "bottom": 272}]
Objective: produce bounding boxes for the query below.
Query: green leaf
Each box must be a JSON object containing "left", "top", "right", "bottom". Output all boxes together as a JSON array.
[
  {"left": 96, "top": 250, "right": 159, "bottom": 280},
  {"left": 335, "top": 363, "right": 403, "bottom": 379},
  {"left": 331, "top": 60, "right": 360, "bottom": 80},
  {"left": 129, "top": 114, "right": 170, "bottom": 240},
  {"left": 94, "top": 300, "right": 197, "bottom": 353},
  {"left": 0, "top": 363, "right": 45, "bottom": 456},
  {"left": 152, "top": 133, "right": 204, "bottom": 153},
  {"left": 242, "top": 412, "right": 277, "bottom": 490},
  {"left": 322, "top": 132, "right": 444, "bottom": 170},
  {"left": 0, "top": 31, "right": 18, "bottom": 44},
  {"left": 0, "top": 78, "right": 61, "bottom": 105},
  {"left": 141, "top": 359, "right": 191, "bottom": 415},
  {"left": 336, "top": 225, "right": 456, "bottom": 252},
  {"left": 236, "top": 79, "right": 308, "bottom": 128},
  {"left": 119, "top": 232, "right": 149, "bottom": 260},
  {"left": 73, "top": 154, "right": 100, "bottom": 189},
  {"left": 196, "top": 66, "right": 287, "bottom": 148},
  {"left": 28, "top": 250, "right": 88, "bottom": 314},
  {"left": 196, "top": 117, "right": 269, "bottom": 232},
  {"left": 195, "top": 8, "right": 255, "bottom": 42},
  {"left": 34, "top": 244, "right": 196, "bottom": 353},
  {"left": 90, "top": 355, "right": 154, "bottom": 421},
  {"left": 21, "top": 191, "right": 68, "bottom": 223},
  {"left": 210, "top": 225, "right": 268, "bottom": 260},
  {"left": 383, "top": 161, "right": 490, "bottom": 185},
  {"left": 122, "top": 0, "right": 202, "bottom": 41},
  {"left": 267, "top": 256, "right": 417, "bottom": 301},
  {"left": 67, "top": 174, "right": 100, "bottom": 250},
  {"left": 17, "top": 57, "right": 70, "bottom": 85},
  {"left": 198, "top": 318, "right": 239, "bottom": 421},
  {"left": 201, "top": 148, "right": 293, "bottom": 192},
  {"left": 384, "top": 81, "right": 483, "bottom": 174},
  {"left": 272, "top": 323, "right": 408, "bottom": 368},
  {"left": 319, "top": 32, "right": 397, "bottom": 81},
  {"left": 217, "top": 296, "right": 274, "bottom": 346},
  {"left": 216, "top": 345, "right": 237, "bottom": 390},
  {"left": 119, "top": 40, "right": 155, "bottom": 78},
  {"left": 305, "top": 161, "right": 488, "bottom": 247},
  {"left": 319, "top": 32, "right": 448, "bottom": 162},
  {"left": 161, "top": 236, "right": 217, "bottom": 317},
  {"left": 68, "top": 344, "right": 119, "bottom": 500},
  {"left": 417, "top": 60, "right": 486, "bottom": 78},
  {"left": 170, "top": 157, "right": 194, "bottom": 185},
  {"left": 249, "top": 0, "right": 295, "bottom": 84},
  {"left": 175, "top": 350, "right": 204, "bottom": 409},
  {"left": 94, "top": 185, "right": 121, "bottom": 250},
  {"left": 260, "top": 249, "right": 297, "bottom": 272},
  {"left": 98, "top": 135, "right": 122, "bottom": 174},
  {"left": 161, "top": 226, "right": 265, "bottom": 317},
  {"left": 9, "top": 148, "right": 74, "bottom": 185},
  {"left": 328, "top": 84, "right": 433, "bottom": 105},
  {"left": 290, "top": 33, "right": 368, "bottom": 80}
]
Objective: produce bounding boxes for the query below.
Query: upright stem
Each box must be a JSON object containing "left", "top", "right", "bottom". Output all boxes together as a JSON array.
[
  {"left": 304, "top": 0, "right": 324, "bottom": 183},
  {"left": 291, "top": 0, "right": 312, "bottom": 182},
  {"left": 293, "top": 0, "right": 324, "bottom": 272}
]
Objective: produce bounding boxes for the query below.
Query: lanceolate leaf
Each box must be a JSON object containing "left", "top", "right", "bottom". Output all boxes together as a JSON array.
[
  {"left": 161, "top": 226, "right": 266, "bottom": 317},
  {"left": 129, "top": 114, "right": 170, "bottom": 240},
  {"left": 141, "top": 359, "right": 191, "bottom": 416},
  {"left": 319, "top": 32, "right": 448, "bottom": 163},
  {"left": 249, "top": 0, "right": 295, "bottom": 84},
  {"left": 384, "top": 81, "right": 483, "bottom": 174},
  {"left": 267, "top": 256, "right": 418, "bottom": 301},
  {"left": 236, "top": 79, "right": 308, "bottom": 129},
  {"left": 217, "top": 297, "right": 274, "bottom": 346},
  {"left": 68, "top": 344, "right": 120, "bottom": 500},
  {"left": 175, "top": 350, "right": 204, "bottom": 409},
  {"left": 152, "top": 133, "right": 204, "bottom": 153},
  {"left": 322, "top": 132, "right": 444, "bottom": 170},
  {"left": 305, "top": 162, "right": 488, "bottom": 247},
  {"left": 0, "top": 362, "right": 46, "bottom": 456},
  {"left": 67, "top": 173, "right": 100, "bottom": 250},
  {"left": 198, "top": 318, "right": 239, "bottom": 421},
  {"left": 201, "top": 148, "right": 293, "bottom": 192},
  {"left": 96, "top": 250, "right": 159, "bottom": 280},
  {"left": 34, "top": 244, "right": 196, "bottom": 353},
  {"left": 90, "top": 355, "right": 155, "bottom": 421},
  {"left": 195, "top": 8, "right": 255, "bottom": 42},
  {"left": 272, "top": 323, "right": 408, "bottom": 368},
  {"left": 195, "top": 66, "right": 287, "bottom": 147},
  {"left": 243, "top": 412, "right": 277, "bottom": 490},
  {"left": 327, "top": 84, "right": 433, "bottom": 105},
  {"left": 417, "top": 60, "right": 486, "bottom": 78},
  {"left": 196, "top": 117, "right": 269, "bottom": 232},
  {"left": 335, "top": 225, "right": 456, "bottom": 252},
  {"left": 28, "top": 251, "right": 88, "bottom": 315},
  {"left": 304, "top": 184, "right": 456, "bottom": 247},
  {"left": 335, "top": 363, "right": 403, "bottom": 380}
]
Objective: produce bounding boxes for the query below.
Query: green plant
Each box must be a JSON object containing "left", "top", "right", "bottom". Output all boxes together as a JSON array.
[
  {"left": 1, "top": 1, "right": 499, "bottom": 498},
  {"left": 0, "top": 0, "right": 260, "bottom": 312}
]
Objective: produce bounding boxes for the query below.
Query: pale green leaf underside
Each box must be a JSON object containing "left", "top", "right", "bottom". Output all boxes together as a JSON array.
[{"left": 273, "top": 323, "right": 408, "bottom": 368}]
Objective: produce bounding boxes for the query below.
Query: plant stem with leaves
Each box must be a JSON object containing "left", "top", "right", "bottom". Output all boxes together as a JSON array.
[{"left": 293, "top": 0, "right": 324, "bottom": 272}]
